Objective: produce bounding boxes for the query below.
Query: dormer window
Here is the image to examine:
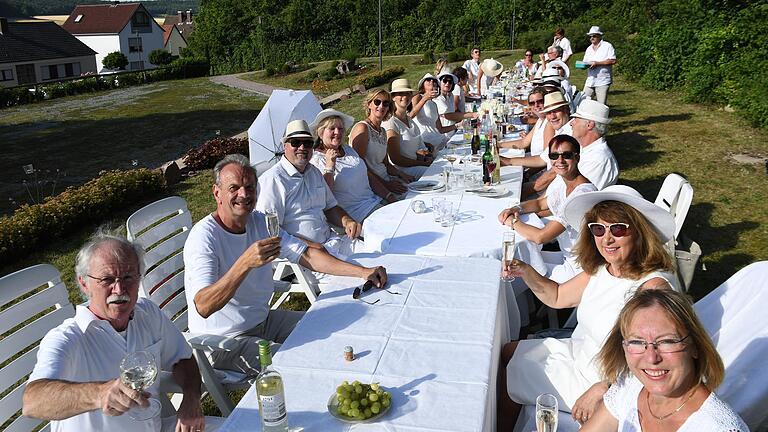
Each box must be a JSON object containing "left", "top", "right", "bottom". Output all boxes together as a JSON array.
[
  {"left": 74, "top": 14, "right": 83, "bottom": 23},
  {"left": 132, "top": 11, "right": 150, "bottom": 27}
]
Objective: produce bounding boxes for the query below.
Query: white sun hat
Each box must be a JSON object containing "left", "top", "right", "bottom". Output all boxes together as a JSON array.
[
  {"left": 309, "top": 108, "right": 355, "bottom": 136},
  {"left": 571, "top": 99, "right": 612, "bottom": 124},
  {"left": 587, "top": 26, "right": 604, "bottom": 36},
  {"left": 282, "top": 119, "right": 313, "bottom": 142},
  {"left": 480, "top": 58, "right": 504, "bottom": 77},
  {"left": 548, "top": 60, "right": 570, "bottom": 78},
  {"left": 563, "top": 185, "right": 676, "bottom": 242}
]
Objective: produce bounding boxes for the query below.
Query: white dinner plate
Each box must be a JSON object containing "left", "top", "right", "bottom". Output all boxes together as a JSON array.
[
  {"left": 408, "top": 180, "right": 445, "bottom": 193},
  {"left": 465, "top": 186, "right": 509, "bottom": 198}
]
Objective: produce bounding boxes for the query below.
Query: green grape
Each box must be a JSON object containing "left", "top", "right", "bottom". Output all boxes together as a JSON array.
[
  {"left": 368, "top": 393, "right": 379, "bottom": 402},
  {"left": 382, "top": 398, "right": 390, "bottom": 408},
  {"left": 342, "top": 380, "right": 349, "bottom": 386},
  {"left": 364, "top": 408, "right": 372, "bottom": 418},
  {"left": 350, "top": 400, "right": 359, "bottom": 409},
  {"left": 352, "top": 380, "right": 360, "bottom": 386},
  {"left": 370, "top": 383, "right": 380, "bottom": 391},
  {"left": 342, "top": 399, "right": 351, "bottom": 408},
  {"left": 376, "top": 389, "right": 383, "bottom": 396},
  {"left": 349, "top": 408, "right": 359, "bottom": 417},
  {"left": 360, "top": 398, "right": 368, "bottom": 407},
  {"left": 354, "top": 385, "right": 363, "bottom": 394},
  {"left": 371, "top": 402, "right": 381, "bottom": 413}
]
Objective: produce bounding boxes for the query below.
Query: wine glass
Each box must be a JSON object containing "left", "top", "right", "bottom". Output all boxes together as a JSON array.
[
  {"left": 486, "top": 160, "right": 497, "bottom": 184},
  {"left": 536, "top": 393, "right": 558, "bottom": 432},
  {"left": 445, "top": 154, "right": 457, "bottom": 170},
  {"left": 501, "top": 231, "right": 516, "bottom": 282},
  {"left": 265, "top": 208, "right": 279, "bottom": 237},
  {"left": 120, "top": 350, "right": 161, "bottom": 421}
]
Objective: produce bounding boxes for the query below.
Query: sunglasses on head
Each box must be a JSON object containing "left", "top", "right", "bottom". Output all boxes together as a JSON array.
[
  {"left": 372, "top": 99, "right": 391, "bottom": 108},
  {"left": 548, "top": 151, "right": 576, "bottom": 160},
  {"left": 588, "top": 222, "right": 630, "bottom": 237},
  {"left": 287, "top": 138, "right": 314, "bottom": 149}
]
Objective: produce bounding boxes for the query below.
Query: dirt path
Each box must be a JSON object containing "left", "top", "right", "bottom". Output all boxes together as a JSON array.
[{"left": 209, "top": 72, "right": 283, "bottom": 96}]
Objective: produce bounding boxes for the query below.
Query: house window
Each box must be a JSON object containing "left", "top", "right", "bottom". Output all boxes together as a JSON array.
[
  {"left": 40, "top": 63, "right": 82, "bottom": 81},
  {"left": 130, "top": 61, "right": 145, "bottom": 71},
  {"left": 129, "top": 37, "right": 143, "bottom": 53},
  {"left": 74, "top": 14, "right": 83, "bottom": 23},
  {"left": 132, "top": 11, "right": 150, "bottom": 27},
  {"left": 0, "top": 69, "right": 12, "bottom": 81},
  {"left": 48, "top": 65, "right": 59, "bottom": 79}
]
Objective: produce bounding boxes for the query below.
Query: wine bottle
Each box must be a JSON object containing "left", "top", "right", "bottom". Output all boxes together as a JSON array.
[
  {"left": 256, "top": 341, "right": 289, "bottom": 432},
  {"left": 471, "top": 124, "right": 480, "bottom": 155},
  {"left": 482, "top": 136, "right": 492, "bottom": 184},
  {"left": 491, "top": 138, "right": 501, "bottom": 184}
]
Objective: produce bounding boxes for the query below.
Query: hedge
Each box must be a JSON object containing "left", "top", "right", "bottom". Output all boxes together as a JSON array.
[
  {"left": 0, "top": 169, "right": 165, "bottom": 265},
  {"left": 183, "top": 137, "right": 250, "bottom": 171},
  {"left": 356, "top": 66, "right": 405, "bottom": 89}
]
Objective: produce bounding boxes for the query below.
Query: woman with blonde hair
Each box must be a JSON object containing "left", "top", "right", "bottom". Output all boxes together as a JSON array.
[
  {"left": 383, "top": 78, "right": 432, "bottom": 178},
  {"left": 349, "top": 89, "right": 414, "bottom": 198},
  {"left": 582, "top": 289, "right": 746, "bottom": 431}
]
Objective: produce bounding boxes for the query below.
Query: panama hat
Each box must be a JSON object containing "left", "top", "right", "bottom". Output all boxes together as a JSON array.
[
  {"left": 417, "top": 73, "right": 438, "bottom": 90},
  {"left": 541, "top": 68, "right": 563, "bottom": 87},
  {"left": 309, "top": 109, "right": 354, "bottom": 137},
  {"left": 571, "top": 99, "right": 612, "bottom": 124},
  {"left": 538, "top": 91, "right": 569, "bottom": 114},
  {"left": 480, "top": 58, "right": 504, "bottom": 77},
  {"left": 436, "top": 67, "right": 458, "bottom": 85},
  {"left": 282, "top": 119, "right": 313, "bottom": 142},
  {"left": 563, "top": 185, "right": 676, "bottom": 242},
  {"left": 548, "top": 60, "right": 570, "bottom": 78},
  {"left": 390, "top": 78, "right": 415, "bottom": 94},
  {"left": 587, "top": 26, "right": 604, "bottom": 36}
]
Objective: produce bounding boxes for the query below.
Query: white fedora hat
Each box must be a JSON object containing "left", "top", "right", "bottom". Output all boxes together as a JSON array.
[
  {"left": 309, "top": 108, "right": 354, "bottom": 136},
  {"left": 548, "top": 60, "right": 570, "bottom": 78},
  {"left": 541, "top": 68, "right": 563, "bottom": 87},
  {"left": 563, "top": 185, "right": 676, "bottom": 242},
  {"left": 480, "top": 58, "right": 504, "bottom": 77},
  {"left": 417, "top": 73, "right": 438, "bottom": 89},
  {"left": 538, "top": 91, "right": 569, "bottom": 114},
  {"left": 282, "top": 119, "right": 313, "bottom": 142},
  {"left": 587, "top": 26, "right": 604, "bottom": 36},
  {"left": 390, "top": 78, "right": 415, "bottom": 94},
  {"left": 437, "top": 67, "right": 458, "bottom": 85},
  {"left": 571, "top": 99, "right": 612, "bottom": 124}
]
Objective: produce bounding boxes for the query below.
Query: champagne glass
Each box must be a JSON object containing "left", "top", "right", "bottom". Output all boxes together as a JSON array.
[
  {"left": 265, "top": 208, "right": 279, "bottom": 237},
  {"left": 445, "top": 154, "right": 457, "bottom": 170},
  {"left": 120, "top": 350, "right": 161, "bottom": 421},
  {"left": 536, "top": 393, "right": 558, "bottom": 432},
  {"left": 501, "top": 231, "right": 516, "bottom": 281}
]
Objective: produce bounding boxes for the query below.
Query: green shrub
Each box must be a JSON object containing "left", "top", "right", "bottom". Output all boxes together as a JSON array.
[
  {"left": 341, "top": 48, "right": 360, "bottom": 67},
  {"left": 183, "top": 137, "right": 250, "bottom": 171},
  {"left": 102, "top": 51, "right": 128, "bottom": 70},
  {"left": 356, "top": 66, "right": 405, "bottom": 89},
  {"left": 149, "top": 49, "right": 173, "bottom": 66},
  {"left": 320, "top": 66, "right": 339, "bottom": 81},
  {"left": 280, "top": 63, "right": 292, "bottom": 74},
  {"left": 447, "top": 47, "right": 469, "bottom": 63},
  {"left": 420, "top": 51, "right": 434, "bottom": 64},
  {"left": 516, "top": 30, "right": 552, "bottom": 55},
  {"left": 265, "top": 66, "right": 277, "bottom": 76},
  {"left": 0, "top": 169, "right": 165, "bottom": 265}
]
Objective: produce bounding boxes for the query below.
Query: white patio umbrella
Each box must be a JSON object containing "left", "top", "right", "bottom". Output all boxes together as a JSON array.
[{"left": 247, "top": 89, "right": 323, "bottom": 165}]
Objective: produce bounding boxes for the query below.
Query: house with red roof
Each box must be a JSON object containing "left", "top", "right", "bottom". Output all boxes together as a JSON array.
[
  {"left": 161, "top": 23, "right": 186, "bottom": 56},
  {"left": 62, "top": 3, "right": 164, "bottom": 73}
]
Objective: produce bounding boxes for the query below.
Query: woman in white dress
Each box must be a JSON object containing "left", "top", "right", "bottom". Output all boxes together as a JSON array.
[
  {"left": 349, "top": 89, "right": 414, "bottom": 199},
  {"left": 309, "top": 109, "right": 393, "bottom": 223},
  {"left": 382, "top": 79, "right": 432, "bottom": 178},
  {"left": 498, "top": 185, "right": 678, "bottom": 430},
  {"left": 498, "top": 135, "right": 596, "bottom": 282},
  {"left": 583, "top": 289, "right": 747, "bottom": 431},
  {"left": 499, "top": 87, "right": 555, "bottom": 156},
  {"left": 410, "top": 73, "right": 456, "bottom": 152}
]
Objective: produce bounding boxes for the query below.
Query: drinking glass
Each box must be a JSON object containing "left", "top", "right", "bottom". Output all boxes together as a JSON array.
[
  {"left": 265, "top": 208, "right": 279, "bottom": 237},
  {"left": 462, "top": 119, "right": 472, "bottom": 142},
  {"left": 431, "top": 197, "right": 446, "bottom": 222},
  {"left": 120, "top": 351, "right": 161, "bottom": 421},
  {"left": 536, "top": 393, "right": 558, "bottom": 432},
  {"left": 501, "top": 231, "right": 516, "bottom": 281},
  {"left": 440, "top": 201, "right": 454, "bottom": 227},
  {"left": 442, "top": 166, "right": 452, "bottom": 191}
]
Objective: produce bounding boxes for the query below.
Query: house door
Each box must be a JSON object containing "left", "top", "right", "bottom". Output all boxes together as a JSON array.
[{"left": 15, "top": 64, "right": 36, "bottom": 85}]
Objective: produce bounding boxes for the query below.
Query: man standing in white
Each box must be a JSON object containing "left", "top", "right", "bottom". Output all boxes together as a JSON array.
[
  {"left": 552, "top": 27, "right": 573, "bottom": 64},
  {"left": 24, "top": 233, "right": 205, "bottom": 432},
  {"left": 582, "top": 26, "right": 617, "bottom": 105},
  {"left": 184, "top": 154, "right": 386, "bottom": 375},
  {"left": 256, "top": 120, "right": 364, "bottom": 259},
  {"left": 462, "top": 47, "right": 482, "bottom": 96}
]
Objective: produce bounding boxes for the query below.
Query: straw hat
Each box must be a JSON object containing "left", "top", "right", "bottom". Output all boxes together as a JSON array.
[
  {"left": 436, "top": 67, "right": 458, "bottom": 85},
  {"left": 480, "top": 58, "right": 503, "bottom": 77},
  {"left": 563, "top": 185, "right": 675, "bottom": 242},
  {"left": 309, "top": 109, "right": 354, "bottom": 136},
  {"left": 417, "top": 73, "right": 438, "bottom": 89},
  {"left": 541, "top": 68, "right": 563, "bottom": 87},
  {"left": 548, "top": 60, "right": 570, "bottom": 78},
  {"left": 282, "top": 119, "right": 313, "bottom": 142},
  {"left": 571, "top": 99, "right": 612, "bottom": 124},
  {"left": 587, "top": 26, "right": 604, "bottom": 36},
  {"left": 538, "top": 91, "right": 569, "bottom": 114},
  {"left": 390, "top": 78, "right": 415, "bottom": 94}
]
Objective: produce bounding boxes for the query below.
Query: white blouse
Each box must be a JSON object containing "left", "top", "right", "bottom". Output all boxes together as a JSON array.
[
  {"left": 353, "top": 120, "right": 390, "bottom": 181},
  {"left": 383, "top": 115, "right": 427, "bottom": 160}
]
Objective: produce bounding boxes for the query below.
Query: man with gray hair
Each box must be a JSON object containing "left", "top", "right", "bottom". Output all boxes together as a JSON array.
[
  {"left": 568, "top": 99, "right": 619, "bottom": 190},
  {"left": 184, "top": 153, "right": 387, "bottom": 375},
  {"left": 24, "top": 233, "right": 205, "bottom": 432}
]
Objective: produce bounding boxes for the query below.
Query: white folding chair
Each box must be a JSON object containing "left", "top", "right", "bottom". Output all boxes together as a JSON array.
[
  {"left": 654, "top": 173, "right": 693, "bottom": 240},
  {"left": 0, "top": 264, "right": 74, "bottom": 432},
  {"left": 695, "top": 261, "right": 768, "bottom": 431}
]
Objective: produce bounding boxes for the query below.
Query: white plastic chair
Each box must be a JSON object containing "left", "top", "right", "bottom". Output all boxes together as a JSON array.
[
  {"left": 0, "top": 264, "right": 73, "bottom": 432},
  {"left": 654, "top": 173, "right": 693, "bottom": 240},
  {"left": 695, "top": 261, "right": 768, "bottom": 431}
]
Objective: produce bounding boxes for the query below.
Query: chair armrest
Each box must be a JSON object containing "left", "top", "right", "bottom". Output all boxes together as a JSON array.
[
  {"left": 273, "top": 280, "right": 291, "bottom": 292},
  {"left": 184, "top": 332, "right": 240, "bottom": 352}
]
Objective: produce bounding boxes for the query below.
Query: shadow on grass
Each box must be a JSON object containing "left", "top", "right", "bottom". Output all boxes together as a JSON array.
[
  {"left": 607, "top": 130, "right": 663, "bottom": 170},
  {"left": 608, "top": 106, "right": 637, "bottom": 119},
  {"left": 624, "top": 113, "right": 693, "bottom": 128}
]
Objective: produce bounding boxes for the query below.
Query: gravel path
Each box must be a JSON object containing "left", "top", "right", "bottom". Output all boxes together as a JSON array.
[{"left": 209, "top": 72, "right": 283, "bottom": 96}]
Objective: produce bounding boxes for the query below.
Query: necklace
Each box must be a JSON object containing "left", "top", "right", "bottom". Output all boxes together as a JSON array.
[{"left": 646, "top": 385, "right": 698, "bottom": 421}]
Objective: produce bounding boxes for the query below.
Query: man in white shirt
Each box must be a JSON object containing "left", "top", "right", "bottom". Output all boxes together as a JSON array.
[
  {"left": 24, "top": 234, "right": 205, "bottom": 432},
  {"left": 256, "top": 120, "right": 364, "bottom": 259},
  {"left": 462, "top": 47, "right": 482, "bottom": 96},
  {"left": 568, "top": 99, "right": 619, "bottom": 190},
  {"left": 582, "top": 26, "right": 616, "bottom": 105},
  {"left": 184, "top": 153, "right": 386, "bottom": 375},
  {"left": 552, "top": 27, "right": 573, "bottom": 64}
]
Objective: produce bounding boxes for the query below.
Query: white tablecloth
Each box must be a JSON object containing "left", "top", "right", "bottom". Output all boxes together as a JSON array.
[{"left": 218, "top": 254, "right": 510, "bottom": 432}]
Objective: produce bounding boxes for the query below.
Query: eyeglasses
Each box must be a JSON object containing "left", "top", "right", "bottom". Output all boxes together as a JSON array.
[
  {"left": 287, "top": 139, "right": 314, "bottom": 148},
  {"left": 623, "top": 334, "right": 690, "bottom": 354},
  {"left": 529, "top": 99, "right": 544, "bottom": 105},
  {"left": 587, "top": 222, "right": 630, "bottom": 237},
  {"left": 372, "top": 99, "right": 391, "bottom": 108},
  {"left": 87, "top": 273, "right": 139, "bottom": 288},
  {"left": 548, "top": 151, "right": 576, "bottom": 160}
]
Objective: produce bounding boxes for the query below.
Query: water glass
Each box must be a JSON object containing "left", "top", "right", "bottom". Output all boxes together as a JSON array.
[
  {"left": 440, "top": 201, "right": 455, "bottom": 227},
  {"left": 431, "top": 197, "right": 446, "bottom": 222},
  {"left": 536, "top": 393, "right": 558, "bottom": 432},
  {"left": 410, "top": 199, "right": 426, "bottom": 213},
  {"left": 442, "top": 166, "right": 452, "bottom": 191}
]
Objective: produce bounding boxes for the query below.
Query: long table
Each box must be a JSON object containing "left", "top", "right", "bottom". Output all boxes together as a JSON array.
[{"left": 218, "top": 254, "right": 510, "bottom": 432}]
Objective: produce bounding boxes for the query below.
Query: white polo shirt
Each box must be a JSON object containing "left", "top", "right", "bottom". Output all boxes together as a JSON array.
[
  {"left": 462, "top": 59, "right": 481, "bottom": 94},
  {"left": 27, "top": 299, "right": 192, "bottom": 432},
  {"left": 582, "top": 41, "right": 616, "bottom": 87},
  {"left": 184, "top": 212, "right": 306, "bottom": 338},
  {"left": 433, "top": 93, "right": 457, "bottom": 127},
  {"left": 452, "top": 84, "right": 466, "bottom": 112},
  {"left": 256, "top": 157, "right": 339, "bottom": 244},
  {"left": 578, "top": 136, "right": 619, "bottom": 190}
]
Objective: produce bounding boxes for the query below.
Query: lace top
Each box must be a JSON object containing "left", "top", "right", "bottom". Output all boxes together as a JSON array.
[
  {"left": 604, "top": 376, "right": 748, "bottom": 431},
  {"left": 354, "top": 120, "right": 390, "bottom": 181}
]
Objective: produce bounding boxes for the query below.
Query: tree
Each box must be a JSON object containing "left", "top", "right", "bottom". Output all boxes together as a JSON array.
[
  {"left": 102, "top": 51, "right": 128, "bottom": 70},
  {"left": 149, "top": 49, "right": 173, "bottom": 66}
]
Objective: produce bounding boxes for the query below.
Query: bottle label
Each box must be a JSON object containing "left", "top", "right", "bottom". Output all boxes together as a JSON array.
[{"left": 259, "top": 393, "right": 287, "bottom": 425}]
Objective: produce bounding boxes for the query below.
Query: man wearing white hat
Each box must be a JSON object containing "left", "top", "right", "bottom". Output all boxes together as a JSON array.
[
  {"left": 582, "top": 26, "right": 616, "bottom": 105},
  {"left": 568, "top": 99, "right": 619, "bottom": 190}
]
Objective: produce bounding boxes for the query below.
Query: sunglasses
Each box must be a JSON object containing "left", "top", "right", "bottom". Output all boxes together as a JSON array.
[
  {"left": 553, "top": 66, "right": 563, "bottom": 70},
  {"left": 548, "top": 151, "right": 576, "bottom": 160},
  {"left": 588, "top": 222, "right": 630, "bottom": 237},
  {"left": 287, "top": 139, "right": 314, "bottom": 149},
  {"left": 372, "top": 99, "right": 391, "bottom": 108},
  {"left": 525, "top": 54, "right": 533, "bottom": 57},
  {"left": 440, "top": 77, "right": 454, "bottom": 83},
  {"left": 529, "top": 99, "right": 544, "bottom": 105}
]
